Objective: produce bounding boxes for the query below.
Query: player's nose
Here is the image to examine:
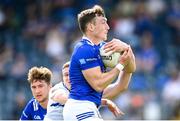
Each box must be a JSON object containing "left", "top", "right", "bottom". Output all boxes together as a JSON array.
[{"left": 106, "top": 23, "right": 110, "bottom": 30}]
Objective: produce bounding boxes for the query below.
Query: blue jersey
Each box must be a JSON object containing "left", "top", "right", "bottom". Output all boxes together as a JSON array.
[
  {"left": 69, "top": 37, "right": 106, "bottom": 106},
  {"left": 20, "top": 98, "right": 46, "bottom": 120}
]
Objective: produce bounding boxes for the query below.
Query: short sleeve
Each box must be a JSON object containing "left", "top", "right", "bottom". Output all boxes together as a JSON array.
[
  {"left": 20, "top": 102, "right": 32, "bottom": 120},
  {"left": 74, "top": 45, "right": 100, "bottom": 70}
]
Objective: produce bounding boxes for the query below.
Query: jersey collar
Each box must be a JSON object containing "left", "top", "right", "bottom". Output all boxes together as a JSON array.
[
  {"left": 62, "top": 82, "right": 70, "bottom": 92},
  {"left": 82, "top": 36, "right": 94, "bottom": 46}
]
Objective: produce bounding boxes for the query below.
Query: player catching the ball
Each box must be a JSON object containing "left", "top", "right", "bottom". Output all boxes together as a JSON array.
[{"left": 63, "top": 5, "right": 136, "bottom": 121}]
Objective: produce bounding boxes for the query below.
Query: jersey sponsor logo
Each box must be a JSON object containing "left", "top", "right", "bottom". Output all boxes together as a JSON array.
[
  {"left": 86, "top": 58, "right": 97, "bottom": 62},
  {"left": 34, "top": 115, "right": 41, "bottom": 120},
  {"left": 79, "top": 59, "right": 86, "bottom": 64},
  {"left": 79, "top": 58, "right": 97, "bottom": 65}
]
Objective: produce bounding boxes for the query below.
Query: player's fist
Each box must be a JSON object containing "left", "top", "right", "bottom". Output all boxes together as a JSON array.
[
  {"left": 102, "top": 99, "right": 124, "bottom": 117},
  {"left": 118, "top": 47, "right": 130, "bottom": 67},
  {"left": 104, "top": 38, "right": 128, "bottom": 53}
]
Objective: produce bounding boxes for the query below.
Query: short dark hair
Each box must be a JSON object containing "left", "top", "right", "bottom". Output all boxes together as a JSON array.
[{"left": 78, "top": 5, "right": 105, "bottom": 34}]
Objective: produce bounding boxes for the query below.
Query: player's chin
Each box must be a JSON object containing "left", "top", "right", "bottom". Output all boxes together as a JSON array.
[
  {"left": 102, "top": 36, "right": 107, "bottom": 41},
  {"left": 35, "top": 97, "right": 41, "bottom": 101},
  {"left": 38, "top": 98, "right": 46, "bottom": 103},
  {"left": 36, "top": 96, "right": 43, "bottom": 101}
]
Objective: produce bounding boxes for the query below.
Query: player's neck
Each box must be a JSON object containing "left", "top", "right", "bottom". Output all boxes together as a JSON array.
[
  {"left": 39, "top": 99, "right": 48, "bottom": 109},
  {"left": 85, "top": 34, "right": 101, "bottom": 45}
]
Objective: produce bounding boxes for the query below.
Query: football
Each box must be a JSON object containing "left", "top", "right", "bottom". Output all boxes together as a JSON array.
[{"left": 99, "top": 45, "right": 120, "bottom": 68}]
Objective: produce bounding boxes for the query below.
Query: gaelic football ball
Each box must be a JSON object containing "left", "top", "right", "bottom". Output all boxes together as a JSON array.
[{"left": 100, "top": 45, "right": 120, "bottom": 68}]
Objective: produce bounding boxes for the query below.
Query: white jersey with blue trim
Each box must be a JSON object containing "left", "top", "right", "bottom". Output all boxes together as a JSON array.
[
  {"left": 44, "top": 82, "right": 69, "bottom": 120},
  {"left": 69, "top": 37, "right": 106, "bottom": 107}
]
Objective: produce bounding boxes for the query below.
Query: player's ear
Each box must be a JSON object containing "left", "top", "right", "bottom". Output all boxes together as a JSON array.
[
  {"left": 49, "top": 83, "right": 52, "bottom": 88},
  {"left": 87, "top": 22, "right": 95, "bottom": 32}
]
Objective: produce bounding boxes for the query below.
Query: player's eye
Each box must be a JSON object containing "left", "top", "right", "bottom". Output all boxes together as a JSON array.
[
  {"left": 31, "top": 86, "right": 36, "bottom": 89},
  {"left": 64, "top": 73, "right": 69, "bottom": 77},
  {"left": 38, "top": 84, "right": 44, "bottom": 88}
]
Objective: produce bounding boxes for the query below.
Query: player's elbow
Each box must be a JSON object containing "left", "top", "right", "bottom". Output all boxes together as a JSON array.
[
  {"left": 122, "top": 86, "right": 128, "bottom": 92},
  {"left": 89, "top": 80, "right": 106, "bottom": 92},
  {"left": 92, "top": 82, "right": 106, "bottom": 92}
]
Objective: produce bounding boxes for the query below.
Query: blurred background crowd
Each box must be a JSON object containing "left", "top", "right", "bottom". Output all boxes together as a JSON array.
[{"left": 0, "top": 0, "right": 179, "bottom": 120}]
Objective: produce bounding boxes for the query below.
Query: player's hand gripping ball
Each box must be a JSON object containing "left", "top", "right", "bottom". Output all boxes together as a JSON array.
[{"left": 100, "top": 44, "right": 120, "bottom": 68}]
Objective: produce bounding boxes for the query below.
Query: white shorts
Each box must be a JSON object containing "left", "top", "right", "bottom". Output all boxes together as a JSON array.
[{"left": 63, "top": 99, "right": 103, "bottom": 121}]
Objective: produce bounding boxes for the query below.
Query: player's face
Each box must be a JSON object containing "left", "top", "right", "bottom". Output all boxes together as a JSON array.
[
  {"left": 62, "top": 66, "right": 71, "bottom": 89},
  {"left": 31, "top": 80, "right": 51, "bottom": 103},
  {"left": 92, "top": 16, "right": 110, "bottom": 41}
]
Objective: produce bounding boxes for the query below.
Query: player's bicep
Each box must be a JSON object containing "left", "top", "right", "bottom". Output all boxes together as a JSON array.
[{"left": 82, "top": 66, "right": 102, "bottom": 91}]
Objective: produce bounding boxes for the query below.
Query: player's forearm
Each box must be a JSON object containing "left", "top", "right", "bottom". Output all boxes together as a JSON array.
[
  {"left": 117, "top": 71, "right": 132, "bottom": 92},
  {"left": 83, "top": 66, "right": 121, "bottom": 92},
  {"left": 103, "top": 71, "right": 132, "bottom": 100},
  {"left": 95, "top": 67, "right": 120, "bottom": 92}
]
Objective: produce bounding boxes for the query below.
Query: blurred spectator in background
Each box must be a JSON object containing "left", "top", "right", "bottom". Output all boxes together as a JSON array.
[
  {"left": 172, "top": 102, "right": 180, "bottom": 120},
  {"left": 12, "top": 92, "right": 26, "bottom": 119},
  {"left": 162, "top": 62, "right": 180, "bottom": 119}
]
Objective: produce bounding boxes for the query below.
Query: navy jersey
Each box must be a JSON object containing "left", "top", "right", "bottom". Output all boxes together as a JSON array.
[
  {"left": 69, "top": 37, "right": 106, "bottom": 106},
  {"left": 20, "top": 98, "right": 46, "bottom": 120}
]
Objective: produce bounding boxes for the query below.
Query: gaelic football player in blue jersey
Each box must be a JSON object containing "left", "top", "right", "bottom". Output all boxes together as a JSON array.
[
  {"left": 63, "top": 5, "right": 136, "bottom": 121},
  {"left": 20, "top": 67, "right": 52, "bottom": 120}
]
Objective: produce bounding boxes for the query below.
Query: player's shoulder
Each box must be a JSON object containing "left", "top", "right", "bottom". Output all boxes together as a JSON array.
[
  {"left": 50, "top": 82, "right": 66, "bottom": 94},
  {"left": 23, "top": 98, "right": 39, "bottom": 111},
  {"left": 77, "top": 42, "right": 95, "bottom": 53},
  {"left": 72, "top": 43, "right": 94, "bottom": 59},
  {"left": 51, "top": 82, "right": 63, "bottom": 90},
  {"left": 27, "top": 98, "right": 37, "bottom": 105},
  {"left": 75, "top": 39, "right": 94, "bottom": 50}
]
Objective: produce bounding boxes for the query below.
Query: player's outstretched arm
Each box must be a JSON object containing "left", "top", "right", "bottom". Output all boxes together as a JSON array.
[{"left": 101, "top": 98, "right": 124, "bottom": 117}]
